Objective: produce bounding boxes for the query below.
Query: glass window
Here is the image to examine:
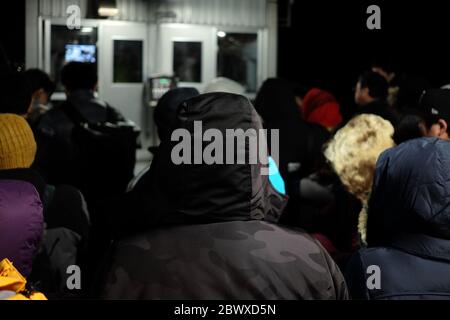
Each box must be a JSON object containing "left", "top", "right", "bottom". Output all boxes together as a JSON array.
[
  {"left": 113, "top": 40, "right": 143, "bottom": 83},
  {"left": 50, "top": 25, "right": 98, "bottom": 92},
  {"left": 173, "top": 41, "right": 202, "bottom": 83},
  {"left": 217, "top": 33, "right": 258, "bottom": 93}
]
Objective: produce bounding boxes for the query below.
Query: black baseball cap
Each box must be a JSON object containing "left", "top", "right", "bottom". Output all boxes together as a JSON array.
[{"left": 419, "top": 88, "right": 450, "bottom": 126}]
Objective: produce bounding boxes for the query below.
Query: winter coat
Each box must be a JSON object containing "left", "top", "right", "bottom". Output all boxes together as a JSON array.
[
  {"left": 0, "top": 169, "right": 90, "bottom": 297},
  {"left": 296, "top": 168, "right": 361, "bottom": 268},
  {"left": 101, "top": 92, "right": 349, "bottom": 300},
  {"left": 356, "top": 99, "right": 401, "bottom": 128},
  {"left": 0, "top": 179, "right": 43, "bottom": 277},
  {"left": 254, "top": 78, "right": 330, "bottom": 181},
  {"left": 346, "top": 138, "right": 450, "bottom": 299},
  {"left": 33, "top": 89, "right": 126, "bottom": 192}
]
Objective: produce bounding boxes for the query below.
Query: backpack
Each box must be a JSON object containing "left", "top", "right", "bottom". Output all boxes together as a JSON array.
[
  {"left": 29, "top": 184, "right": 88, "bottom": 299},
  {"left": 61, "top": 101, "right": 140, "bottom": 200}
]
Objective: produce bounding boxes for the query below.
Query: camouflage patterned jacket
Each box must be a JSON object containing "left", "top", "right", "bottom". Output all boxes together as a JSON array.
[{"left": 101, "top": 93, "right": 349, "bottom": 300}]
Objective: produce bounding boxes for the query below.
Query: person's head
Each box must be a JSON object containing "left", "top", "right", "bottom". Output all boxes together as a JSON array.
[
  {"left": 419, "top": 89, "right": 450, "bottom": 141},
  {"left": 354, "top": 71, "right": 389, "bottom": 106},
  {"left": 292, "top": 83, "right": 309, "bottom": 108},
  {"left": 0, "top": 72, "right": 32, "bottom": 116},
  {"left": 61, "top": 62, "right": 98, "bottom": 94},
  {"left": 0, "top": 114, "right": 36, "bottom": 169},
  {"left": 300, "top": 88, "right": 343, "bottom": 130},
  {"left": 154, "top": 87, "right": 199, "bottom": 142},
  {"left": 149, "top": 92, "right": 287, "bottom": 225},
  {"left": 393, "top": 114, "right": 427, "bottom": 144},
  {"left": 23, "top": 69, "right": 55, "bottom": 106},
  {"left": 254, "top": 78, "right": 300, "bottom": 125},
  {"left": 396, "top": 75, "right": 431, "bottom": 112},
  {"left": 324, "top": 114, "right": 395, "bottom": 243},
  {"left": 324, "top": 114, "right": 395, "bottom": 204},
  {"left": 203, "top": 77, "right": 245, "bottom": 95},
  {"left": 371, "top": 58, "right": 396, "bottom": 83}
]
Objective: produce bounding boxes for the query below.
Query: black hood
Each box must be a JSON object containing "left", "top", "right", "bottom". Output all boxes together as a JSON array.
[
  {"left": 254, "top": 78, "right": 301, "bottom": 127},
  {"left": 154, "top": 87, "right": 199, "bottom": 142},
  {"left": 145, "top": 92, "right": 288, "bottom": 226},
  {"left": 367, "top": 137, "right": 450, "bottom": 247}
]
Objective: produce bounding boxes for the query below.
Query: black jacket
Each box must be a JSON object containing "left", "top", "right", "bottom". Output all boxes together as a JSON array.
[
  {"left": 346, "top": 138, "right": 450, "bottom": 299},
  {"left": 356, "top": 99, "right": 401, "bottom": 128},
  {"left": 254, "top": 78, "right": 330, "bottom": 181},
  {"left": 101, "top": 93, "right": 349, "bottom": 299},
  {"left": 33, "top": 89, "right": 125, "bottom": 190}
]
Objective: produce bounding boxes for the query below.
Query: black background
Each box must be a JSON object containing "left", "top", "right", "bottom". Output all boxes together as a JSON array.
[
  {"left": 278, "top": 0, "right": 450, "bottom": 118},
  {"left": 2, "top": 0, "right": 450, "bottom": 119}
]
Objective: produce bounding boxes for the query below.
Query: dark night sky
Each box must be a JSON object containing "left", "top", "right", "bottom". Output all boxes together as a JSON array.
[
  {"left": 277, "top": 0, "right": 450, "bottom": 118},
  {"left": 1, "top": 1, "right": 26, "bottom": 69}
]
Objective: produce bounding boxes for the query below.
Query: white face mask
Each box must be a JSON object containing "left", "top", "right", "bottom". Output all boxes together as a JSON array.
[{"left": 31, "top": 99, "right": 51, "bottom": 112}]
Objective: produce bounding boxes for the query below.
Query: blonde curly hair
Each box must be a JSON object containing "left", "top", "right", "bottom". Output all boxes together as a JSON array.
[{"left": 324, "top": 114, "right": 395, "bottom": 243}]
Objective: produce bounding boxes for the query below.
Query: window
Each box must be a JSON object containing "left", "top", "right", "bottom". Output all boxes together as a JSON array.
[
  {"left": 173, "top": 41, "right": 202, "bottom": 83},
  {"left": 50, "top": 25, "right": 98, "bottom": 92},
  {"left": 113, "top": 40, "right": 143, "bottom": 83},
  {"left": 217, "top": 33, "right": 257, "bottom": 93}
]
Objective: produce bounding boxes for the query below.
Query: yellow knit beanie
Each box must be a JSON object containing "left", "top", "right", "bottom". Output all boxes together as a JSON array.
[{"left": 0, "top": 114, "right": 37, "bottom": 169}]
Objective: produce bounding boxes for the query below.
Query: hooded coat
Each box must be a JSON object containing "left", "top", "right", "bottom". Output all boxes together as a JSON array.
[
  {"left": 346, "top": 138, "right": 450, "bottom": 299},
  {"left": 101, "top": 93, "right": 349, "bottom": 299}
]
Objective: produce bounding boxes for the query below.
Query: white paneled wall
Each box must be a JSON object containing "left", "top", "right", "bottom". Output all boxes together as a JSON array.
[
  {"left": 36, "top": 0, "right": 268, "bottom": 27},
  {"left": 38, "top": 0, "right": 89, "bottom": 18},
  {"left": 149, "top": 0, "right": 267, "bottom": 27}
]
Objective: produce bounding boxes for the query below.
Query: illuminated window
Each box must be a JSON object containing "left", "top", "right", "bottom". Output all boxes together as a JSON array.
[
  {"left": 217, "top": 33, "right": 257, "bottom": 92},
  {"left": 173, "top": 41, "right": 202, "bottom": 83}
]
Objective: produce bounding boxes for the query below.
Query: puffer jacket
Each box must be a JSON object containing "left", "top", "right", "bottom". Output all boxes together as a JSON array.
[
  {"left": 0, "top": 180, "right": 43, "bottom": 278},
  {"left": 101, "top": 92, "right": 349, "bottom": 300},
  {"left": 346, "top": 137, "right": 450, "bottom": 299},
  {"left": 0, "top": 169, "right": 90, "bottom": 298}
]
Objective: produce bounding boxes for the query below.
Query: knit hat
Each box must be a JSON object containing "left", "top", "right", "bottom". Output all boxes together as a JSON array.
[
  {"left": 419, "top": 88, "right": 450, "bottom": 124},
  {"left": 301, "top": 88, "right": 343, "bottom": 129},
  {"left": 0, "top": 114, "right": 36, "bottom": 169},
  {"left": 203, "top": 77, "right": 246, "bottom": 95}
]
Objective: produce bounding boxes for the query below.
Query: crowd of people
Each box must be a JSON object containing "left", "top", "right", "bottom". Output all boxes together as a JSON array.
[{"left": 1, "top": 59, "right": 450, "bottom": 300}]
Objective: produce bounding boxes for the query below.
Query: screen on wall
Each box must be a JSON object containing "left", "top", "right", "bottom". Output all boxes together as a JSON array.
[{"left": 65, "top": 44, "right": 97, "bottom": 63}]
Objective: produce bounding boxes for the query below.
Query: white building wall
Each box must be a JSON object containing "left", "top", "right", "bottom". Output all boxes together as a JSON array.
[{"left": 35, "top": 0, "right": 268, "bottom": 28}]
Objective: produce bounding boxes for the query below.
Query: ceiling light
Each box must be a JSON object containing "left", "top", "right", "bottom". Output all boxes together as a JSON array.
[{"left": 98, "top": 0, "right": 119, "bottom": 17}]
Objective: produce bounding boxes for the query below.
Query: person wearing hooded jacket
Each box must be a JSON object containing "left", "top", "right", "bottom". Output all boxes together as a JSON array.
[
  {"left": 105, "top": 87, "right": 200, "bottom": 236},
  {"left": 346, "top": 137, "right": 450, "bottom": 300},
  {"left": 100, "top": 92, "right": 349, "bottom": 299}
]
